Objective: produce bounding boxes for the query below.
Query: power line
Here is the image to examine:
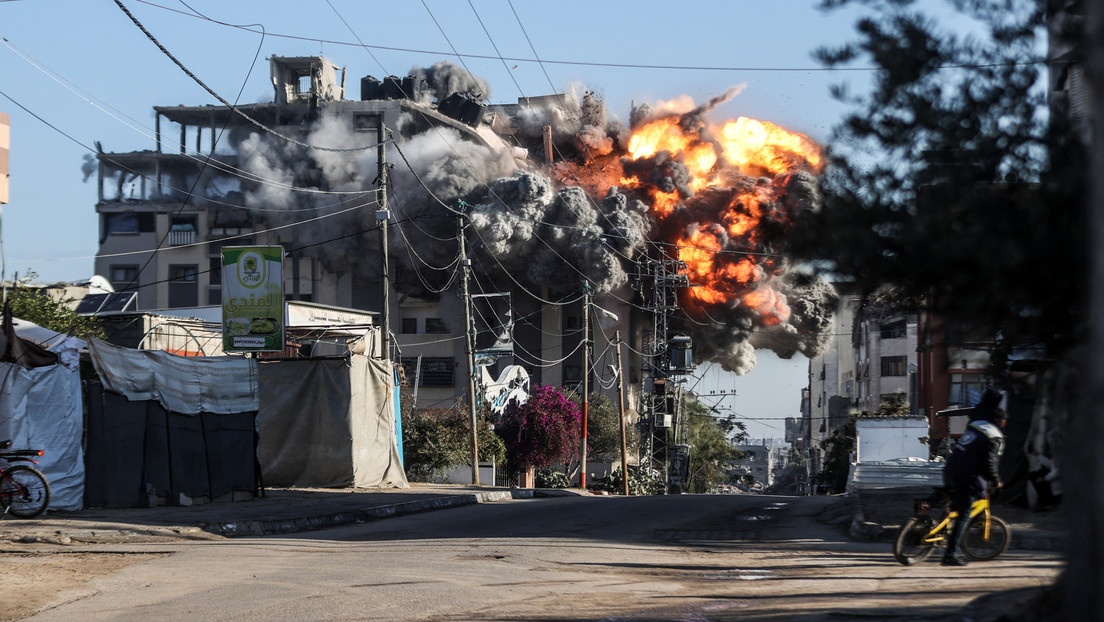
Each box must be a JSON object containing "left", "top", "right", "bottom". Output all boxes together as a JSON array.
[
  {"left": 133, "top": 0, "right": 1054, "bottom": 74},
  {"left": 113, "top": 0, "right": 390, "bottom": 154}
]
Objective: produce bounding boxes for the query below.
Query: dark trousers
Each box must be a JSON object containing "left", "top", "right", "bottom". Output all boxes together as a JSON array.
[{"left": 944, "top": 483, "right": 976, "bottom": 558}]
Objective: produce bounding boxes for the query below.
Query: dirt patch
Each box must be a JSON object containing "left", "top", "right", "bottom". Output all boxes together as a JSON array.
[{"left": 0, "top": 548, "right": 167, "bottom": 620}]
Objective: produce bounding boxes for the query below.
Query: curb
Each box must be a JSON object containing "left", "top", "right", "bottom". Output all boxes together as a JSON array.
[
  {"left": 206, "top": 489, "right": 536, "bottom": 537},
  {"left": 2, "top": 487, "right": 596, "bottom": 544},
  {"left": 1012, "top": 528, "right": 1066, "bottom": 552}
]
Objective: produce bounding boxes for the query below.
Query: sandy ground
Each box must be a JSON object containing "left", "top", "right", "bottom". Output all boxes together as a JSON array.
[{"left": 0, "top": 548, "right": 166, "bottom": 621}]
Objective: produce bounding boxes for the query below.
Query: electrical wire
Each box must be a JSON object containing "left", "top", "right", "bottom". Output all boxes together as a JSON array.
[
  {"left": 133, "top": 0, "right": 1055, "bottom": 74},
  {"left": 0, "top": 36, "right": 387, "bottom": 200},
  {"left": 94, "top": 200, "right": 373, "bottom": 260},
  {"left": 113, "top": 0, "right": 390, "bottom": 153},
  {"left": 76, "top": 1, "right": 816, "bottom": 371}
]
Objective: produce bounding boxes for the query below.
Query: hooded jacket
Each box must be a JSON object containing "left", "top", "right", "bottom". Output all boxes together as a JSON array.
[{"left": 945, "top": 418, "right": 1005, "bottom": 495}]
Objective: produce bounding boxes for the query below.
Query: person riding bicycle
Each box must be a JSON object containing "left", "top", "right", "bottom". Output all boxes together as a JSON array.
[{"left": 941, "top": 387, "right": 1007, "bottom": 566}]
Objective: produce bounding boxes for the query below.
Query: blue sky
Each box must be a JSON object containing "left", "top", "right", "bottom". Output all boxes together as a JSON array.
[
  {"left": 0, "top": 0, "right": 873, "bottom": 284},
  {"left": 0, "top": 0, "right": 886, "bottom": 440}
]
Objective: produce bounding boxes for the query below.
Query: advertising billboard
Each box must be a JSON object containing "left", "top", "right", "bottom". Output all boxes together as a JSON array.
[{"left": 221, "top": 246, "right": 284, "bottom": 352}]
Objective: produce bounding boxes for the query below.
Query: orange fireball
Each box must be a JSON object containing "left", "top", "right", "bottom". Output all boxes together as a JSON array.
[
  {"left": 721, "top": 117, "right": 822, "bottom": 175},
  {"left": 620, "top": 105, "right": 820, "bottom": 327}
]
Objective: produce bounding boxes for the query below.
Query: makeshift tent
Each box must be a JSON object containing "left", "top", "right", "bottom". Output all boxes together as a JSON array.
[
  {"left": 87, "top": 338, "right": 260, "bottom": 507},
  {"left": 257, "top": 355, "right": 407, "bottom": 488},
  {"left": 88, "top": 339, "right": 406, "bottom": 506},
  {"left": 0, "top": 305, "right": 86, "bottom": 511}
]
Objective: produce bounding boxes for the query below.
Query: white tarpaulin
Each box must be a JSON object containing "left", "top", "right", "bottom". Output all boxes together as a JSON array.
[
  {"left": 88, "top": 338, "right": 258, "bottom": 414},
  {"left": 0, "top": 362, "right": 84, "bottom": 510}
]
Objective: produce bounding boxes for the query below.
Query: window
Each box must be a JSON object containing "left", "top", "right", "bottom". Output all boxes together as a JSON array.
[
  {"left": 565, "top": 315, "right": 583, "bottom": 330},
  {"left": 401, "top": 318, "right": 418, "bottom": 334},
  {"left": 101, "top": 212, "right": 154, "bottom": 242},
  {"left": 400, "top": 357, "right": 455, "bottom": 387},
  {"left": 563, "top": 365, "right": 581, "bottom": 383},
  {"left": 424, "top": 318, "right": 449, "bottom": 334},
  {"left": 207, "top": 287, "right": 221, "bottom": 305},
  {"left": 880, "top": 355, "right": 907, "bottom": 377},
  {"left": 880, "top": 319, "right": 907, "bottom": 339},
  {"left": 354, "top": 113, "right": 381, "bottom": 132},
  {"left": 168, "top": 264, "right": 198, "bottom": 308},
  {"left": 208, "top": 257, "right": 222, "bottom": 286},
  {"left": 949, "top": 373, "right": 986, "bottom": 408},
  {"left": 110, "top": 265, "right": 138, "bottom": 291}
]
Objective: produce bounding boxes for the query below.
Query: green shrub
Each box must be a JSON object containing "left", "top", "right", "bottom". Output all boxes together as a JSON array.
[
  {"left": 402, "top": 408, "right": 505, "bottom": 482},
  {"left": 535, "top": 467, "right": 572, "bottom": 489}
]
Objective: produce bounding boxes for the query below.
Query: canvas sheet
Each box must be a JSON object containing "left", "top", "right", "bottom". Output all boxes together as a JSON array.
[
  {"left": 0, "top": 363, "right": 84, "bottom": 510},
  {"left": 88, "top": 338, "right": 258, "bottom": 415},
  {"left": 257, "top": 355, "right": 407, "bottom": 489}
]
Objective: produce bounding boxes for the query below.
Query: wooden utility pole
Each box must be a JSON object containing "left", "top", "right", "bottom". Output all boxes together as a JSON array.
[
  {"left": 376, "top": 121, "right": 390, "bottom": 363},
  {"left": 459, "top": 210, "right": 480, "bottom": 485},
  {"left": 580, "top": 284, "right": 590, "bottom": 489},
  {"left": 615, "top": 330, "right": 629, "bottom": 496}
]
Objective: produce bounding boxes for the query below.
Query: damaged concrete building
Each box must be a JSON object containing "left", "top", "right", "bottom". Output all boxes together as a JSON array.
[
  {"left": 92, "top": 55, "right": 632, "bottom": 428},
  {"left": 93, "top": 54, "right": 839, "bottom": 485}
]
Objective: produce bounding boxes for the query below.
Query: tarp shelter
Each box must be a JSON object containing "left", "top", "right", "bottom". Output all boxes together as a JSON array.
[
  {"left": 256, "top": 355, "right": 407, "bottom": 488},
  {"left": 87, "top": 338, "right": 259, "bottom": 507},
  {"left": 88, "top": 339, "right": 406, "bottom": 507},
  {"left": 0, "top": 306, "right": 86, "bottom": 511}
]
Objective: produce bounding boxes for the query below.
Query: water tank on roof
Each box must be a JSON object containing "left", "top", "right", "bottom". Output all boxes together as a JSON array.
[
  {"left": 382, "top": 76, "right": 405, "bottom": 99},
  {"left": 401, "top": 76, "right": 428, "bottom": 101},
  {"left": 438, "top": 92, "right": 486, "bottom": 126},
  {"left": 360, "top": 76, "right": 383, "bottom": 100}
]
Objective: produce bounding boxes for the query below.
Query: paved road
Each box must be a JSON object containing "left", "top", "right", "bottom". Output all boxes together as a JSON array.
[{"left": 21, "top": 494, "right": 1062, "bottom": 621}]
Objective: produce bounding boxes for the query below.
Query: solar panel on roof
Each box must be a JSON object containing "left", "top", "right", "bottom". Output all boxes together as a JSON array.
[
  {"left": 75, "top": 291, "right": 136, "bottom": 315},
  {"left": 99, "top": 292, "right": 136, "bottom": 313},
  {"left": 75, "top": 293, "right": 108, "bottom": 315}
]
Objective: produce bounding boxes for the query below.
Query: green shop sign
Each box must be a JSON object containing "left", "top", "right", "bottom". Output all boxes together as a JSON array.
[{"left": 221, "top": 246, "right": 285, "bottom": 352}]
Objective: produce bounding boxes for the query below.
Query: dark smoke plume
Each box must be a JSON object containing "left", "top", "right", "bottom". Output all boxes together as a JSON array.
[{"left": 227, "top": 65, "right": 834, "bottom": 374}]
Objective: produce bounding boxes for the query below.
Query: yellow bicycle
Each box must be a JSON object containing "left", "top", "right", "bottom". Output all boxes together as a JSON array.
[{"left": 893, "top": 496, "right": 1011, "bottom": 565}]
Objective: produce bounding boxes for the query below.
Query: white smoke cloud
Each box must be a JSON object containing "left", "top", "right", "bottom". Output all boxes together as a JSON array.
[{"left": 221, "top": 66, "right": 833, "bottom": 374}]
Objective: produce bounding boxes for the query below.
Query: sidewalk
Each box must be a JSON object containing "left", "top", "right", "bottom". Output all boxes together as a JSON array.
[{"left": 0, "top": 484, "right": 586, "bottom": 545}]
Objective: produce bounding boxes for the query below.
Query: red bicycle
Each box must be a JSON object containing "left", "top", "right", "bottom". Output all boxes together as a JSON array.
[{"left": 0, "top": 439, "right": 50, "bottom": 518}]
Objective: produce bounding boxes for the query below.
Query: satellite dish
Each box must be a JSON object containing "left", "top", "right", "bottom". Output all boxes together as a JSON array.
[{"left": 86, "top": 275, "right": 115, "bottom": 294}]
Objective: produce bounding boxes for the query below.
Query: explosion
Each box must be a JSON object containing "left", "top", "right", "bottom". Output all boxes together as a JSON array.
[
  {"left": 572, "top": 98, "right": 835, "bottom": 373},
  {"left": 618, "top": 113, "right": 822, "bottom": 326},
  {"left": 231, "top": 61, "right": 837, "bottom": 374}
]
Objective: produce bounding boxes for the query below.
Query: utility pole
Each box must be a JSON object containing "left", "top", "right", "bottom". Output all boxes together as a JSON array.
[
  {"left": 0, "top": 111, "right": 9, "bottom": 304},
  {"left": 375, "top": 121, "right": 391, "bottom": 363},
  {"left": 459, "top": 209, "right": 480, "bottom": 485},
  {"left": 580, "top": 283, "right": 590, "bottom": 489},
  {"left": 615, "top": 330, "right": 629, "bottom": 496}
]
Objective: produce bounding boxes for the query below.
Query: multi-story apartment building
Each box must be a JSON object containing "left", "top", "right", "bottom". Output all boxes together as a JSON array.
[
  {"left": 92, "top": 55, "right": 632, "bottom": 416},
  {"left": 854, "top": 305, "right": 919, "bottom": 414},
  {"left": 804, "top": 287, "right": 860, "bottom": 470},
  {"left": 803, "top": 293, "right": 924, "bottom": 482}
]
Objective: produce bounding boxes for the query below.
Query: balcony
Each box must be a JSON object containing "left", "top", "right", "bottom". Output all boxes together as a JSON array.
[{"left": 168, "top": 224, "right": 196, "bottom": 246}]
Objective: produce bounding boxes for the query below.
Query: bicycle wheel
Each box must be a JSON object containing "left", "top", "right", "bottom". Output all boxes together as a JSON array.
[
  {"left": 0, "top": 465, "right": 50, "bottom": 518},
  {"left": 894, "top": 516, "right": 937, "bottom": 565},
  {"left": 961, "top": 514, "right": 1011, "bottom": 561}
]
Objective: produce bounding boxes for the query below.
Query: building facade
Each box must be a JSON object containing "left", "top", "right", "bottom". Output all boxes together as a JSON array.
[{"left": 92, "top": 55, "right": 635, "bottom": 420}]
